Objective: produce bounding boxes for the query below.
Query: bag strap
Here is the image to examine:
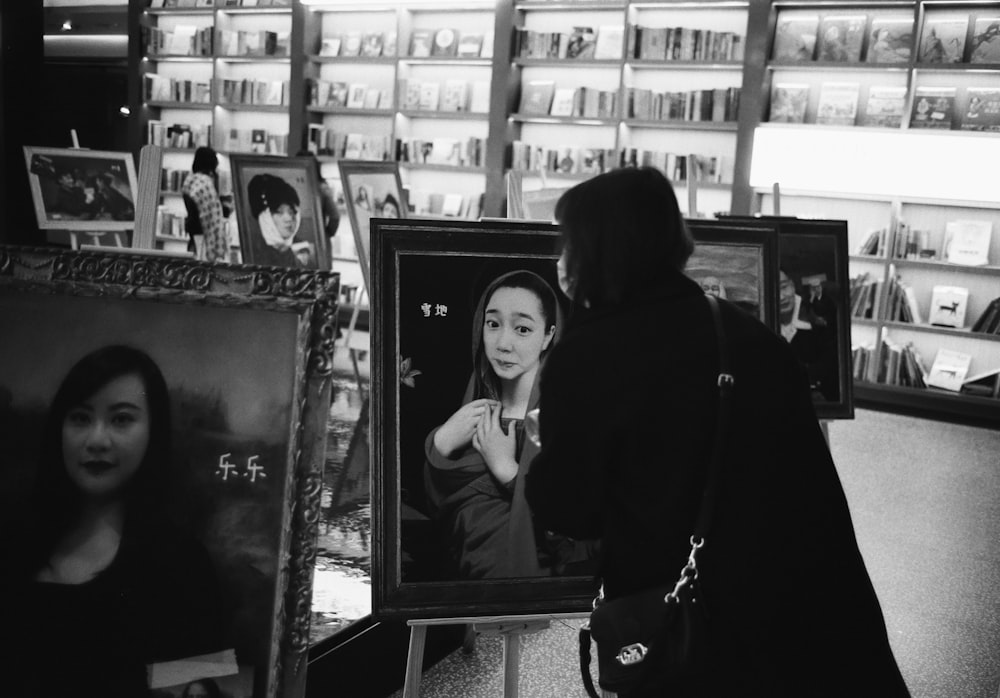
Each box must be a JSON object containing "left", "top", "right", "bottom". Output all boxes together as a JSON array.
[{"left": 580, "top": 625, "right": 601, "bottom": 698}]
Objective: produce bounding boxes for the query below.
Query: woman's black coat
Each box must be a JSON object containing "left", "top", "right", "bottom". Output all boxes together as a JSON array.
[{"left": 525, "top": 270, "right": 909, "bottom": 696}]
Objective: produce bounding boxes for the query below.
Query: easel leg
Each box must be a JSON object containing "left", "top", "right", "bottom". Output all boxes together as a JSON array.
[
  {"left": 502, "top": 632, "right": 520, "bottom": 698},
  {"left": 403, "top": 623, "right": 427, "bottom": 698}
]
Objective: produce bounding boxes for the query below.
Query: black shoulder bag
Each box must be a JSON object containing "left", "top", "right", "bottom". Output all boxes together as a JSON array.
[{"left": 579, "top": 294, "right": 734, "bottom": 697}]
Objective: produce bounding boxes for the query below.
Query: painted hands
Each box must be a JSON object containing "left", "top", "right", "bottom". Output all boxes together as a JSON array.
[
  {"left": 473, "top": 402, "right": 518, "bottom": 484},
  {"left": 433, "top": 398, "right": 499, "bottom": 458}
]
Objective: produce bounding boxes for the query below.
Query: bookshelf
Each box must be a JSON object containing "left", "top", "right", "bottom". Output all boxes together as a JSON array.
[{"left": 751, "top": 0, "right": 1000, "bottom": 424}]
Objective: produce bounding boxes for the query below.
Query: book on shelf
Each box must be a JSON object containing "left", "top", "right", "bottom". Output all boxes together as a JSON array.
[
  {"left": 927, "top": 285, "right": 969, "bottom": 328},
  {"left": 440, "top": 80, "right": 469, "bottom": 112},
  {"left": 456, "top": 33, "right": 484, "bottom": 58},
  {"left": 362, "top": 88, "right": 382, "bottom": 110},
  {"left": 549, "top": 87, "right": 578, "bottom": 117},
  {"left": 769, "top": 83, "right": 810, "bottom": 123},
  {"left": 816, "top": 82, "right": 860, "bottom": 126},
  {"left": 519, "top": 80, "right": 556, "bottom": 115},
  {"left": 926, "top": 348, "right": 973, "bottom": 391},
  {"left": 773, "top": 13, "right": 819, "bottom": 61},
  {"left": 961, "top": 88, "right": 1000, "bottom": 131},
  {"left": 319, "top": 37, "right": 341, "bottom": 57},
  {"left": 960, "top": 367, "right": 1000, "bottom": 398},
  {"left": 594, "top": 25, "right": 624, "bottom": 60},
  {"left": 384, "top": 32, "right": 398, "bottom": 58},
  {"left": 566, "top": 27, "right": 597, "bottom": 59},
  {"left": 329, "top": 82, "right": 349, "bottom": 108},
  {"left": 432, "top": 28, "right": 459, "bottom": 57},
  {"left": 944, "top": 219, "right": 992, "bottom": 266},
  {"left": 481, "top": 32, "right": 494, "bottom": 59},
  {"left": 410, "top": 29, "right": 434, "bottom": 58},
  {"left": 970, "top": 16, "right": 1000, "bottom": 63},
  {"left": 401, "top": 80, "right": 422, "bottom": 110},
  {"left": 418, "top": 82, "right": 441, "bottom": 110},
  {"left": 857, "top": 227, "right": 888, "bottom": 255},
  {"left": 638, "top": 26, "right": 669, "bottom": 60},
  {"left": 816, "top": 14, "right": 867, "bottom": 62},
  {"left": 341, "top": 32, "right": 362, "bottom": 57},
  {"left": 361, "top": 33, "right": 384, "bottom": 58},
  {"left": 861, "top": 86, "right": 907, "bottom": 128},
  {"left": 346, "top": 84, "right": 368, "bottom": 109},
  {"left": 919, "top": 17, "right": 968, "bottom": 63},
  {"left": 910, "top": 87, "right": 956, "bottom": 129},
  {"left": 469, "top": 81, "right": 491, "bottom": 113},
  {"left": 866, "top": 16, "right": 913, "bottom": 63},
  {"left": 971, "top": 297, "right": 1000, "bottom": 334}
]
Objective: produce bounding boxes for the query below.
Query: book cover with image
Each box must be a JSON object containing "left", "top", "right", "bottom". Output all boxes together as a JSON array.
[
  {"left": 772, "top": 14, "right": 819, "bottom": 60},
  {"left": 861, "top": 86, "right": 907, "bottom": 127},
  {"left": 970, "top": 16, "right": 1000, "bottom": 63},
  {"left": 816, "top": 82, "right": 860, "bottom": 125},
  {"left": 456, "top": 33, "right": 484, "bottom": 58},
  {"left": 519, "top": 80, "right": 556, "bottom": 115},
  {"left": 565, "top": 27, "right": 598, "bottom": 59},
  {"left": 910, "top": 87, "right": 956, "bottom": 128},
  {"left": 926, "top": 348, "right": 972, "bottom": 391},
  {"left": 432, "top": 28, "right": 459, "bottom": 57},
  {"left": 919, "top": 17, "right": 968, "bottom": 63},
  {"left": 944, "top": 219, "right": 993, "bottom": 266},
  {"left": 866, "top": 17, "right": 913, "bottom": 63},
  {"left": 928, "top": 286, "right": 970, "bottom": 328},
  {"left": 961, "top": 88, "right": 1000, "bottom": 131},
  {"left": 769, "top": 83, "right": 810, "bottom": 123},
  {"left": 816, "top": 15, "right": 867, "bottom": 61}
]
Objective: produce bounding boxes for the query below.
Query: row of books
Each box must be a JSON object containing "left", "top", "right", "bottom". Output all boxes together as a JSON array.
[
  {"left": 154, "top": 206, "right": 189, "bottom": 241},
  {"left": 516, "top": 26, "right": 623, "bottom": 61},
  {"left": 160, "top": 168, "right": 191, "bottom": 193},
  {"left": 627, "top": 86, "right": 740, "bottom": 123},
  {"left": 399, "top": 79, "right": 490, "bottom": 113},
  {"left": 626, "top": 25, "right": 745, "bottom": 62},
  {"left": 408, "top": 189, "right": 484, "bottom": 220},
  {"left": 857, "top": 218, "right": 994, "bottom": 265},
  {"left": 144, "top": 75, "right": 212, "bottom": 104},
  {"left": 855, "top": 334, "right": 1000, "bottom": 396},
  {"left": 150, "top": 0, "right": 290, "bottom": 6},
  {"left": 147, "top": 121, "right": 212, "bottom": 149},
  {"left": 971, "top": 297, "right": 1000, "bottom": 335},
  {"left": 519, "top": 81, "right": 617, "bottom": 119},
  {"left": 396, "top": 137, "right": 487, "bottom": 169},
  {"left": 306, "top": 127, "right": 393, "bottom": 161},
  {"left": 773, "top": 12, "right": 1000, "bottom": 65},
  {"left": 408, "top": 28, "right": 491, "bottom": 59},
  {"left": 217, "top": 29, "right": 290, "bottom": 58},
  {"left": 218, "top": 79, "right": 289, "bottom": 107},
  {"left": 769, "top": 82, "right": 1000, "bottom": 131},
  {"left": 318, "top": 32, "right": 397, "bottom": 59},
  {"left": 621, "top": 150, "right": 731, "bottom": 184},
  {"left": 223, "top": 128, "right": 288, "bottom": 155},
  {"left": 310, "top": 81, "right": 392, "bottom": 111},
  {"left": 145, "top": 25, "right": 214, "bottom": 57},
  {"left": 850, "top": 272, "right": 879, "bottom": 319},
  {"left": 511, "top": 142, "right": 616, "bottom": 176}
]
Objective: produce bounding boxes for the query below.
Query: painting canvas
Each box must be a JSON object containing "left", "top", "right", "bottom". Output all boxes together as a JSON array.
[
  {"left": 370, "top": 218, "right": 599, "bottom": 619},
  {"left": 337, "top": 160, "right": 407, "bottom": 294},
  {"left": 0, "top": 246, "right": 339, "bottom": 697},
  {"left": 230, "top": 154, "right": 329, "bottom": 271},
  {"left": 23, "top": 145, "right": 139, "bottom": 232}
]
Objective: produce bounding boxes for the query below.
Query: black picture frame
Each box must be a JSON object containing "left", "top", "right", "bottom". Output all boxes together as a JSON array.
[
  {"left": 718, "top": 215, "right": 855, "bottom": 420},
  {"left": 370, "top": 217, "right": 599, "bottom": 620},
  {"left": 0, "top": 246, "right": 339, "bottom": 697}
]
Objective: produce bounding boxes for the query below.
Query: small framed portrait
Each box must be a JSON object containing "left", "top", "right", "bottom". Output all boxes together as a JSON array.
[
  {"left": 369, "top": 217, "right": 598, "bottom": 619},
  {"left": 230, "top": 154, "right": 329, "bottom": 271},
  {"left": 337, "top": 160, "right": 407, "bottom": 293},
  {"left": 719, "top": 215, "right": 855, "bottom": 419},
  {"left": 22, "top": 145, "right": 139, "bottom": 232},
  {"left": 0, "top": 246, "right": 339, "bottom": 697},
  {"left": 685, "top": 218, "right": 781, "bottom": 332}
]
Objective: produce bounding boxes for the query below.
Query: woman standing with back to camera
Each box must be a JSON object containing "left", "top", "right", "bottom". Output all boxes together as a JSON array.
[{"left": 524, "top": 167, "right": 909, "bottom": 696}]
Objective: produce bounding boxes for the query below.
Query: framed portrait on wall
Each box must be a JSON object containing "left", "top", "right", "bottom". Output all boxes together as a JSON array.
[
  {"left": 230, "top": 154, "right": 329, "bottom": 271},
  {"left": 369, "top": 218, "right": 599, "bottom": 619},
  {"left": 337, "top": 159, "right": 407, "bottom": 294},
  {"left": 0, "top": 246, "right": 339, "bottom": 698},
  {"left": 22, "top": 145, "right": 139, "bottom": 232},
  {"left": 719, "top": 215, "right": 855, "bottom": 419}
]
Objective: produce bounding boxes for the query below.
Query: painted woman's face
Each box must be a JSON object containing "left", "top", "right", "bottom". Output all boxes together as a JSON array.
[
  {"left": 271, "top": 203, "right": 298, "bottom": 239},
  {"left": 382, "top": 201, "right": 399, "bottom": 218},
  {"left": 483, "top": 287, "right": 555, "bottom": 384},
  {"left": 779, "top": 270, "right": 797, "bottom": 316},
  {"left": 61, "top": 372, "right": 150, "bottom": 500}
]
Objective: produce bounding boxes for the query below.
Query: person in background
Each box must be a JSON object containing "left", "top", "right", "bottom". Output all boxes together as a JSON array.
[
  {"left": 180, "top": 677, "right": 223, "bottom": 698},
  {"left": 297, "top": 150, "right": 340, "bottom": 251},
  {"left": 524, "top": 167, "right": 909, "bottom": 697},
  {"left": 182, "top": 147, "right": 227, "bottom": 262},
  {"left": 4, "top": 345, "right": 226, "bottom": 698}
]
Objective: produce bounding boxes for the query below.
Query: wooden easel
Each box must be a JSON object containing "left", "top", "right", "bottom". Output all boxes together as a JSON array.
[{"left": 402, "top": 613, "right": 612, "bottom": 698}]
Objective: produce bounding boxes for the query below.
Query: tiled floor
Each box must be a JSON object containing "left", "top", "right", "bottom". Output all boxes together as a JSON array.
[{"left": 391, "top": 409, "right": 1000, "bottom": 698}]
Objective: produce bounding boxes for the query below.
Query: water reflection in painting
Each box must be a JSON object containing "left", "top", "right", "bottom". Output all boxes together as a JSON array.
[{"left": 310, "top": 341, "right": 371, "bottom": 644}]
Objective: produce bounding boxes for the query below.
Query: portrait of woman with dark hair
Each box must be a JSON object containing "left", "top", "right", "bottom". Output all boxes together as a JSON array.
[
  {"left": 423, "top": 269, "right": 563, "bottom": 579},
  {"left": 4, "top": 345, "right": 226, "bottom": 698},
  {"left": 246, "top": 173, "right": 304, "bottom": 268}
]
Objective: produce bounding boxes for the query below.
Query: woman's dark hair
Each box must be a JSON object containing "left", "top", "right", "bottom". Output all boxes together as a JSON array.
[
  {"left": 554, "top": 167, "right": 694, "bottom": 313},
  {"left": 248, "top": 174, "right": 300, "bottom": 218},
  {"left": 473, "top": 270, "right": 558, "bottom": 402},
  {"left": 191, "top": 147, "right": 219, "bottom": 176},
  {"left": 23, "top": 345, "right": 172, "bottom": 575},
  {"left": 181, "top": 677, "right": 223, "bottom": 698}
]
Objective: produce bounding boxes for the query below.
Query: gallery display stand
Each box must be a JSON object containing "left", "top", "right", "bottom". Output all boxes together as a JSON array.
[{"left": 403, "top": 613, "right": 604, "bottom": 698}]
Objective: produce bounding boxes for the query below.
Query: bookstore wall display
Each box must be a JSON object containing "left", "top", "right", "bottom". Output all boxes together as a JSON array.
[{"left": 128, "top": 0, "right": 1000, "bottom": 426}]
